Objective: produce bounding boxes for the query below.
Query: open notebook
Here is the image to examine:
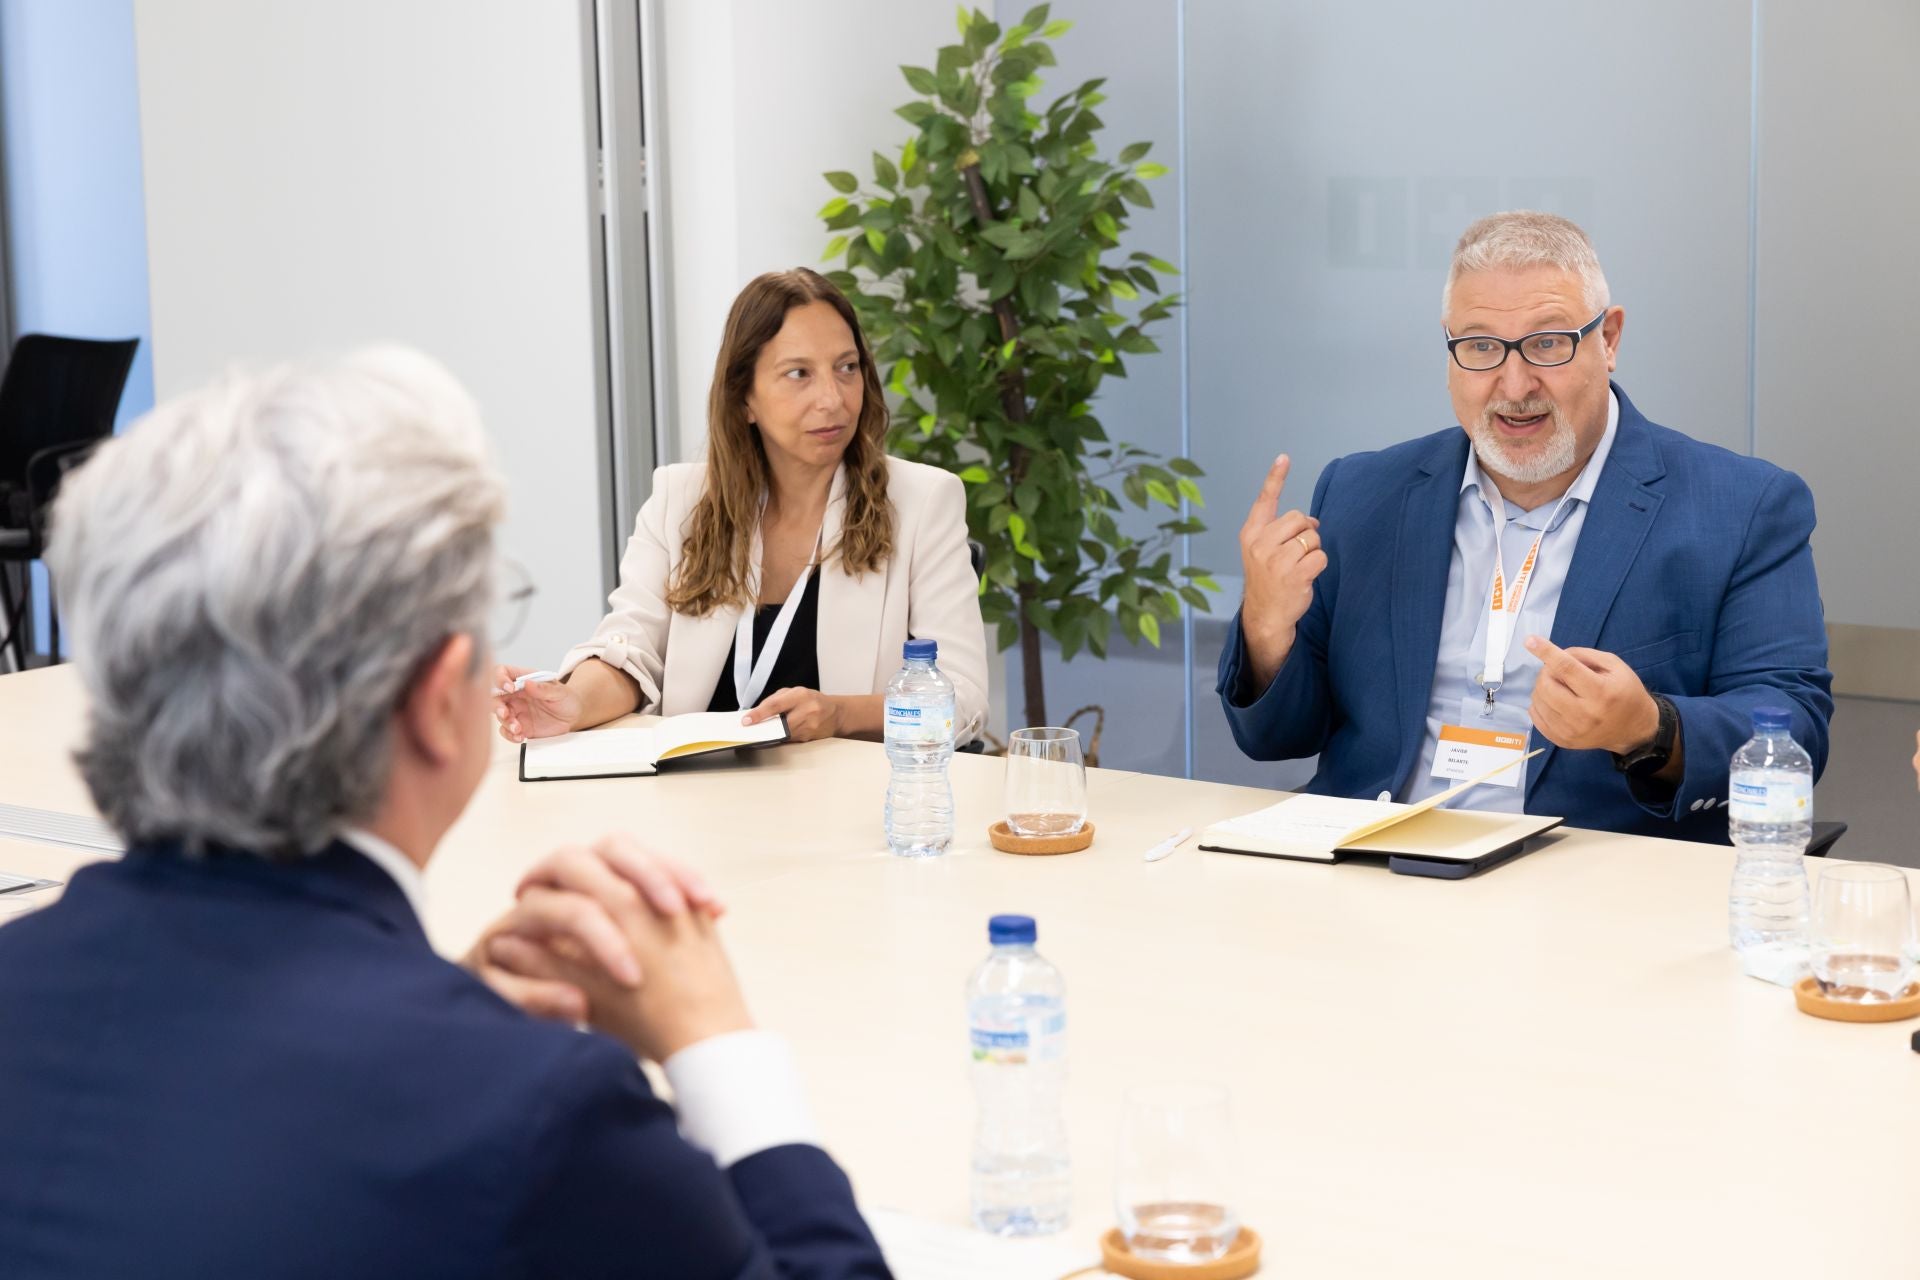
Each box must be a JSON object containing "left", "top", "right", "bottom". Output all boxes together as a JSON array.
[
  {"left": 518, "top": 713, "right": 789, "bottom": 781},
  {"left": 1200, "top": 750, "right": 1559, "bottom": 866}
]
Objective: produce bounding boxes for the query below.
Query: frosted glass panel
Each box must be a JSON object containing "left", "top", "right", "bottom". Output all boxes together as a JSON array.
[
  {"left": 1754, "top": 0, "right": 1920, "bottom": 631},
  {"left": 996, "top": 0, "right": 1191, "bottom": 776}
]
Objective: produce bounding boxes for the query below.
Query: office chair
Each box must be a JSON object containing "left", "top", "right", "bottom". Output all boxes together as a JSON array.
[{"left": 0, "top": 334, "right": 140, "bottom": 668}]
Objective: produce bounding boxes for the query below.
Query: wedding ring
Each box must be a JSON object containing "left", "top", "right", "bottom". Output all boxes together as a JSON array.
[{"left": 1295, "top": 532, "right": 1311, "bottom": 554}]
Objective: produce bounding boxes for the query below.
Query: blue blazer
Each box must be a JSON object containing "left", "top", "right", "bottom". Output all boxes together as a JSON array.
[
  {"left": 1217, "top": 384, "right": 1833, "bottom": 842},
  {"left": 0, "top": 842, "right": 892, "bottom": 1279}
]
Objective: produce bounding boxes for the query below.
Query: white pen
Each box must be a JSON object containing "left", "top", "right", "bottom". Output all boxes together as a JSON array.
[
  {"left": 1142, "top": 826, "right": 1194, "bottom": 863},
  {"left": 493, "top": 670, "right": 560, "bottom": 696}
]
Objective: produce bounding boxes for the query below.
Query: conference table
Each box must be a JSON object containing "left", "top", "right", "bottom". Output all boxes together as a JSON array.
[{"left": 2, "top": 664, "right": 1914, "bottom": 1277}]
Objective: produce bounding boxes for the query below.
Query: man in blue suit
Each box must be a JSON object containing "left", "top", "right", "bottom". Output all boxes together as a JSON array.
[
  {"left": 0, "top": 349, "right": 891, "bottom": 1278},
  {"left": 1218, "top": 212, "right": 1831, "bottom": 842}
]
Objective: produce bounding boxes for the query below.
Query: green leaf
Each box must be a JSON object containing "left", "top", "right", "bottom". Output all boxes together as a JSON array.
[
  {"left": 1091, "top": 210, "right": 1119, "bottom": 241},
  {"left": 901, "top": 65, "right": 938, "bottom": 95},
  {"left": 1020, "top": 4, "right": 1051, "bottom": 30},
  {"left": 1008, "top": 512, "right": 1040, "bottom": 559},
  {"left": 1109, "top": 277, "right": 1139, "bottom": 301},
  {"left": 821, "top": 235, "right": 849, "bottom": 262},
  {"left": 918, "top": 412, "right": 937, "bottom": 432},
  {"left": 873, "top": 152, "right": 899, "bottom": 189},
  {"left": 824, "top": 171, "right": 859, "bottom": 194},
  {"left": 1118, "top": 141, "right": 1151, "bottom": 164},
  {"left": 1166, "top": 456, "right": 1204, "bottom": 477},
  {"left": 895, "top": 101, "right": 936, "bottom": 126},
  {"left": 958, "top": 464, "right": 991, "bottom": 483},
  {"left": 1041, "top": 19, "right": 1073, "bottom": 38},
  {"left": 1135, "top": 161, "right": 1170, "bottom": 179},
  {"left": 1145, "top": 256, "right": 1180, "bottom": 274},
  {"left": 1001, "top": 339, "right": 1017, "bottom": 361},
  {"left": 865, "top": 228, "right": 887, "bottom": 254},
  {"left": 1176, "top": 477, "right": 1205, "bottom": 507},
  {"left": 818, "top": 196, "right": 850, "bottom": 219},
  {"left": 1016, "top": 185, "right": 1041, "bottom": 222},
  {"left": 1144, "top": 478, "right": 1177, "bottom": 508},
  {"left": 900, "top": 137, "right": 919, "bottom": 172},
  {"left": 955, "top": 4, "right": 971, "bottom": 34},
  {"left": 1139, "top": 612, "right": 1161, "bottom": 647}
]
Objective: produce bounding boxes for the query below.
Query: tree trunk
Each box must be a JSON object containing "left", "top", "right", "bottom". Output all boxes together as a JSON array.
[{"left": 960, "top": 162, "right": 1048, "bottom": 728}]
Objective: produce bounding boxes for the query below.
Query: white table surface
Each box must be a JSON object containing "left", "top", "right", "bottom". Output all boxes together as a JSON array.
[{"left": 3, "top": 665, "right": 1915, "bottom": 1277}]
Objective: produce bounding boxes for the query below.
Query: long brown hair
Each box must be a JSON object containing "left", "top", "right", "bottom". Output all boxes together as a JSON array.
[{"left": 667, "top": 268, "right": 894, "bottom": 616}]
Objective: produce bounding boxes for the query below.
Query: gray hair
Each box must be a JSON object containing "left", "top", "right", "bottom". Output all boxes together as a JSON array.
[
  {"left": 47, "top": 347, "right": 506, "bottom": 860},
  {"left": 1441, "top": 210, "right": 1611, "bottom": 319}
]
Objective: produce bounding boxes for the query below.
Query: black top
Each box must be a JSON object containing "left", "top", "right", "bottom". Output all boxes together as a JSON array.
[{"left": 707, "top": 570, "right": 822, "bottom": 713}]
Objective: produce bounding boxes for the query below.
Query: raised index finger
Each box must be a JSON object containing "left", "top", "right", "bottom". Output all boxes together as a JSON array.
[
  {"left": 1241, "top": 454, "right": 1291, "bottom": 534},
  {"left": 1524, "top": 635, "right": 1597, "bottom": 694}
]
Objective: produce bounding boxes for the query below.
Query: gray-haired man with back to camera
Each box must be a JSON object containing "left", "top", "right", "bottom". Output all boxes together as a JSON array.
[{"left": 0, "top": 348, "right": 891, "bottom": 1279}]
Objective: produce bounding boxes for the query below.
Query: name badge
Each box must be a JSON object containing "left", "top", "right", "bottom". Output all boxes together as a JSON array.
[{"left": 1430, "top": 699, "right": 1531, "bottom": 788}]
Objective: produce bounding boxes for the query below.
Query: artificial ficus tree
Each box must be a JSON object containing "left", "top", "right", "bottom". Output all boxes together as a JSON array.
[{"left": 819, "top": 4, "right": 1215, "bottom": 730}]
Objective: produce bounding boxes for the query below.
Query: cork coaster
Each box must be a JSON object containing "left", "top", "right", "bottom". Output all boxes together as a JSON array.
[
  {"left": 1793, "top": 976, "right": 1920, "bottom": 1022},
  {"left": 1097, "top": 1226, "right": 1262, "bottom": 1279},
  {"left": 987, "top": 820, "right": 1094, "bottom": 855}
]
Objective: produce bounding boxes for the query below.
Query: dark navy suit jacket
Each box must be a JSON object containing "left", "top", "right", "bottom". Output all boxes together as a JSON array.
[
  {"left": 0, "top": 841, "right": 892, "bottom": 1279},
  {"left": 1217, "top": 384, "right": 1832, "bottom": 842}
]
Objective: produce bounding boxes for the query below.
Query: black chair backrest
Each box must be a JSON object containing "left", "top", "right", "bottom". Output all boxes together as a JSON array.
[{"left": 0, "top": 334, "right": 140, "bottom": 486}]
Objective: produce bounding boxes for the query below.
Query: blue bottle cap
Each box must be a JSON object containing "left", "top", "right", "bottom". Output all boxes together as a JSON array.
[
  {"left": 904, "top": 638, "right": 938, "bottom": 661},
  {"left": 988, "top": 914, "right": 1036, "bottom": 945},
  {"left": 1752, "top": 706, "right": 1792, "bottom": 733}
]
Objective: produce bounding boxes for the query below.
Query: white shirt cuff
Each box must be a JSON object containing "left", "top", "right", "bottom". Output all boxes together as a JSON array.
[{"left": 660, "top": 1030, "right": 818, "bottom": 1169}]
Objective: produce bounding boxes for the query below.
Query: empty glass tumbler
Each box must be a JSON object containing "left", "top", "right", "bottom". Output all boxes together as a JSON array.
[
  {"left": 1810, "top": 862, "right": 1917, "bottom": 1002},
  {"left": 1114, "top": 1084, "right": 1242, "bottom": 1264},
  {"left": 1004, "top": 727, "right": 1087, "bottom": 838}
]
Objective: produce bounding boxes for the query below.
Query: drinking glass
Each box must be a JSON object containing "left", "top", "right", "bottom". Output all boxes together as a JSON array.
[
  {"left": 1004, "top": 727, "right": 1086, "bottom": 837},
  {"left": 1810, "top": 862, "right": 1917, "bottom": 1002},
  {"left": 1114, "top": 1084, "right": 1242, "bottom": 1263}
]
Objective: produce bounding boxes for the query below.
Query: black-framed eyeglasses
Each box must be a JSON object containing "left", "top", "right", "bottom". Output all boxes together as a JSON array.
[
  {"left": 491, "top": 557, "right": 536, "bottom": 651},
  {"left": 1445, "top": 310, "right": 1606, "bottom": 371}
]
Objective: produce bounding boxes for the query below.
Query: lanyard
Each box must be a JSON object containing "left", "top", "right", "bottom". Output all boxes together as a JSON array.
[
  {"left": 1476, "top": 486, "right": 1578, "bottom": 712},
  {"left": 733, "top": 525, "right": 823, "bottom": 711}
]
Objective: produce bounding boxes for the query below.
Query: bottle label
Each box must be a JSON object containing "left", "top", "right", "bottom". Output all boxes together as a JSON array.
[
  {"left": 969, "top": 1010, "right": 1066, "bottom": 1065},
  {"left": 1728, "top": 775, "right": 1812, "bottom": 824},
  {"left": 886, "top": 702, "right": 952, "bottom": 744}
]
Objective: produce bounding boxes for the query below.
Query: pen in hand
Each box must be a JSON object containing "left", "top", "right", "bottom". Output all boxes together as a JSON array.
[{"left": 492, "top": 670, "right": 560, "bottom": 696}]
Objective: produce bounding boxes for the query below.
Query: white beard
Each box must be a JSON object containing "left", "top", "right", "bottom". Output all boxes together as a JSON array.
[{"left": 1471, "top": 399, "right": 1578, "bottom": 488}]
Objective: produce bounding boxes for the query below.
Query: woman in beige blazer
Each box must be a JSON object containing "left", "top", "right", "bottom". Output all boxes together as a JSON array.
[{"left": 495, "top": 268, "right": 988, "bottom": 744}]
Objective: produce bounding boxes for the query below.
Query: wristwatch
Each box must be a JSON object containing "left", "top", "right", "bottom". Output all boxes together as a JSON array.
[{"left": 1613, "top": 694, "right": 1678, "bottom": 776}]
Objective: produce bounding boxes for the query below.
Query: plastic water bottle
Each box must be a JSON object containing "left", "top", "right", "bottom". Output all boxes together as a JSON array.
[
  {"left": 1728, "top": 705, "right": 1813, "bottom": 983},
  {"left": 967, "top": 914, "right": 1070, "bottom": 1237},
  {"left": 883, "top": 638, "right": 955, "bottom": 858}
]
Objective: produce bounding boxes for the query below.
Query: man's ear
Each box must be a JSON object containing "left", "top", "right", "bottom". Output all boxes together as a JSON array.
[
  {"left": 1602, "top": 305, "right": 1625, "bottom": 372},
  {"left": 396, "top": 634, "right": 477, "bottom": 768}
]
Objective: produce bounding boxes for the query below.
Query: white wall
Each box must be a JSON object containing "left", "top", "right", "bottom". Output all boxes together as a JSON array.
[
  {"left": 651, "top": 0, "right": 954, "bottom": 462},
  {"left": 131, "top": 0, "right": 608, "bottom": 668}
]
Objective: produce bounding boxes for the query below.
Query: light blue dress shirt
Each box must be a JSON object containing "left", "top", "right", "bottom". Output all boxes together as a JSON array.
[{"left": 1402, "top": 391, "right": 1620, "bottom": 810}]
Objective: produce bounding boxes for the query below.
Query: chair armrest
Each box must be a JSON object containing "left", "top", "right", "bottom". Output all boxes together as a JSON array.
[
  {"left": 24, "top": 440, "right": 104, "bottom": 540},
  {"left": 1806, "top": 821, "right": 1848, "bottom": 859}
]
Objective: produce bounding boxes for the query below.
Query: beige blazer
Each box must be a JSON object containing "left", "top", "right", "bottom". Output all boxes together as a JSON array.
[{"left": 559, "top": 457, "right": 990, "bottom": 739}]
